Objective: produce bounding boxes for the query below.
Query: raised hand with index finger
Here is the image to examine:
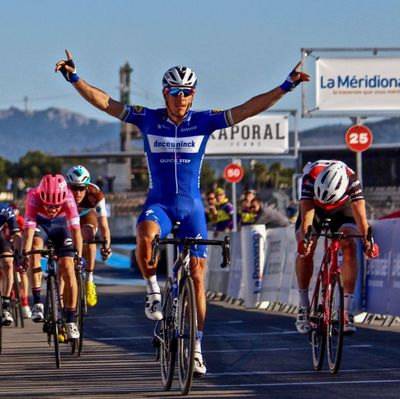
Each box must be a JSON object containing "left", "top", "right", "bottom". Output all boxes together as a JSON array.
[{"left": 55, "top": 49, "right": 80, "bottom": 83}]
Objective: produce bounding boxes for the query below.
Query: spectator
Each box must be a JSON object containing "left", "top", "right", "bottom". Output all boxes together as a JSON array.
[
  {"left": 215, "top": 187, "right": 234, "bottom": 233},
  {"left": 106, "top": 175, "right": 116, "bottom": 193},
  {"left": 204, "top": 190, "right": 218, "bottom": 230},
  {"left": 243, "top": 197, "right": 290, "bottom": 228},
  {"left": 286, "top": 199, "right": 298, "bottom": 223},
  {"left": 5, "top": 178, "right": 13, "bottom": 192},
  {"left": 16, "top": 177, "right": 26, "bottom": 199},
  {"left": 95, "top": 175, "right": 105, "bottom": 191},
  {"left": 239, "top": 189, "right": 256, "bottom": 225}
]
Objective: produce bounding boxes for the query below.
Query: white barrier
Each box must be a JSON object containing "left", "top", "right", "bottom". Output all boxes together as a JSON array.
[{"left": 205, "top": 224, "right": 366, "bottom": 312}]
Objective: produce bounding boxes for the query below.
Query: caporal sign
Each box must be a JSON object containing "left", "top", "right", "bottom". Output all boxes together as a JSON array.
[
  {"left": 206, "top": 114, "right": 289, "bottom": 155},
  {"left": 316, "top": 58, "right": 400, "bottom": 111}
]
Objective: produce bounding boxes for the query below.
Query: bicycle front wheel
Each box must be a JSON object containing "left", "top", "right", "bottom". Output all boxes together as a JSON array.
[
  {"left": 49, "top": 275, "right": 61, "bottom": 368},
  {"left": 177, "top": 276, "right": 196, "bottom": 396},
  {"left": 310, "top": 271, "right": 326, "bottom": 371},
  {"left": 71, "top": 271, "right": 85, "bottom": 357},
  {"left": 326, "top": 272, "right": 344, "bottom": 373},
  {"left": 159, "top": 277, "right": 176, "bottom": 391},
  {"left": 13, "top": 271, "right": 24, "bottom": 328}
]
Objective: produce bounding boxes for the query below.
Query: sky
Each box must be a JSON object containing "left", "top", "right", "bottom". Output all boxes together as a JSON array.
[{"left": 1, "top": 0, "right": 400, "bottom": 132}]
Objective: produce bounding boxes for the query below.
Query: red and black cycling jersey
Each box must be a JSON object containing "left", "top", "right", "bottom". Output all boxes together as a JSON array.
[{"left": 300, "top": 160, "right": 364, "bottom": 211}]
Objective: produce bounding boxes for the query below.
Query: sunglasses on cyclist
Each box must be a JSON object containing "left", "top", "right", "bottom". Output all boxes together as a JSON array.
[
  {"left": 165, "top": 87, "right": 195, "bottom": 97},
  {"left": 68, "top": 185, "right": 87, "bottom": 192},
  {"left": 43, "top": 204, "right": 62, "bottom": 210}
]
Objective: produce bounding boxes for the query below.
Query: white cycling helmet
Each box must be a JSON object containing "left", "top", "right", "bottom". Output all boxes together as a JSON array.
[
  {"left": 65, "top": 165, "right": 91, "bottom": 186},
  {"left": 314, "top": 162, "right": 349, "bottom": 204},
  {"left": 162, "top": 66, "right": 197, "bottom": 88}
]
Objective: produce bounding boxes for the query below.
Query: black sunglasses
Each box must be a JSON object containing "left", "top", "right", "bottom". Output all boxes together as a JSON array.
[{"left": 69, "top": 185, "right": 87, "bottom": 192}]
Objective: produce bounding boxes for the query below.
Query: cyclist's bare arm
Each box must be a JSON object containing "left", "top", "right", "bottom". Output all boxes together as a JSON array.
[
  {"left": 350, "top": 200, "right": 369, "bottom": 238},
  {"left": 22, "top": 228, "right": 35, "bottom": 254},
  {"left": 230, "top": 61, "right": 310, "bottom": 124},
  {"left": 98, "top": 215, "right": 112, "bottom": 247},
  {"left": 11, "top": 231, "right": 23, "bottom": 254},
  {"left": 71, "top": 228, "right": 83, "bottom": 258},
  {"left": 299, "top": 200, "right": 315, "bottom": 240},
  {"left": 55, "top": 49, "right": 124, "bottom": 119}
]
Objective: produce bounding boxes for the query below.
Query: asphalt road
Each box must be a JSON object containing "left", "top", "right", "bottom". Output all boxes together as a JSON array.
[{"left": 1, "top": 265, "right": 400, "bottom": 398}]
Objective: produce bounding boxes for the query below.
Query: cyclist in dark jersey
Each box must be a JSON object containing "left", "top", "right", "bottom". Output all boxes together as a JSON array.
[
  {"left": 0, "top": 203, "right": 22, "bottom": 326},
  {"left": 295, "top": 160, "right": 379, "bottom": 336},
  {"left": 55, "top": 49, "right": 310, "bottom": 375}
]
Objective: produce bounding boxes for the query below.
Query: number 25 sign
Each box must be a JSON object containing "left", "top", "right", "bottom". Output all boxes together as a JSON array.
[{"left": 345, "top": 125, "right": 373, "bottom": 152}]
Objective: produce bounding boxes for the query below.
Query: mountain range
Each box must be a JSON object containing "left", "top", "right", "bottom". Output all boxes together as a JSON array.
[
  {"left": 1, "top": 106, "right": 399, "bottom": 161},
  {"left": 0, "top": 107, "right": 120, "bottom": 161}
]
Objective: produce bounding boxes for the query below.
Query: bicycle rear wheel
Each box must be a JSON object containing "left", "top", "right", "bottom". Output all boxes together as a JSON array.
[
  {"left": 71, "top": 271, "right": 85, "bottom": 357},
  {"left": 49, "top": 275, "right": 61, "bottom": 368},
  {"left": 159, "top": 277, "right": 176, "bottom": 390},
  {"left": 177, "top": 276, "right": 196, "bottom": 396},
  {"left": 310, "top": 270, "right": 326, "bottom": 371},
  {"left": 326, "top": 272, "right": 344, "bottom": 373}
]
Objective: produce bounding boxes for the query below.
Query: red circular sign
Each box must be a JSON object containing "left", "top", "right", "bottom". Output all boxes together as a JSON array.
[
  {"left": 223, "top": 163, "right": 244, "bottom": 183},
  {"left": 345, "top": 125, "right": 373, "bottom": 152}
]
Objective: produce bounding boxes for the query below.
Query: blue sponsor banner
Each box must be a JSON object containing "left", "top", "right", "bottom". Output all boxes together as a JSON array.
[
  {"left": 353, "top": 239, "right": 365, "bottom": 314},
  {"left": 365, "top": 219, "right": 394, "bottom": 315},
  {"left": 386, "top": 221, "right": 400, "bottom": 315}
]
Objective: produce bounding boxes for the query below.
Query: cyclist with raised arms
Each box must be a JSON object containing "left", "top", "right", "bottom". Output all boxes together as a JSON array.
[
  {"left": 0, "top": 203, "right": 22, "bottom": 326},
  {"left": 22, "top": 174, "right": 83, "bottom": 340},
  {"left": 65, "top": 165, "right": 112, "bottom": 307},
  {"left": 295, "top": 160, "right": 379, "bottom": 336},
  {"left": 55, "top": 49, "right": 309, "bottom": 375}
]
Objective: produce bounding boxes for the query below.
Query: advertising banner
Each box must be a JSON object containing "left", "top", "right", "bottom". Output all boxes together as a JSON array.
[
  {"left": 365, "top": 219, "right": 393, "bottom": 314},
  {"left": 260, "top": 228, "right": 285, "bottom": 303},
  {"left": 316, "top": 58, "right": 400, "bottom": 111},
  {"left": 241, "top": 225, "right": 267, "bottom": 307},
  {"left": 206, "top": 114, "right": 289, "bottom": 155}
]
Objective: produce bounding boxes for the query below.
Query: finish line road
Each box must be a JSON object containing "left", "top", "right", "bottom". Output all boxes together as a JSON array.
[{"left": 1, "top": 271, "right": 400, "bottom": 398}]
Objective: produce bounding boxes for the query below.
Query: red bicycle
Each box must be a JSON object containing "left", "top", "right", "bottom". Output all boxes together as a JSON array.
[{"left": 306, "top": 219, "right": 373, "bottom": 373}]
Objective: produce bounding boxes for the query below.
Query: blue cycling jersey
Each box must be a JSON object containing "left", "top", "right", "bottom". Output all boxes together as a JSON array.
[
  {"left": 122, "top": 105, "right": 233, "bottom": 256},
  {"left": 122, "top": 106, "right": 232, "bottom": 202},
  {"left": 0, "top": 203, "right": 18, "bottom": 233}
]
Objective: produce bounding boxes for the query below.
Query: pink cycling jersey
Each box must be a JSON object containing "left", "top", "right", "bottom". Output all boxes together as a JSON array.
[{"left": 24, "top": 187, "right": 80, "bottom": 230}]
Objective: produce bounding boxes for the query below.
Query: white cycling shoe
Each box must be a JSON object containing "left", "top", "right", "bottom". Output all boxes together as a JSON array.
[
  {"left": 145, "top": 293, "right": 163, "bottom": 321},
  {"left": 193, "top": 351, "right": 207, "bottom": 376},
  {"left": 295, "top": 306, "right": 311, "bottom": 334},
  {"left": 66, "top": 322, "right": 80, "bottom": 340},
  {"left": 22, "top": 306, "right": 32, "bottom": 319},
  {"left": 2, "top": 309, "right": 14, "bottom": 326},
  {"left": 31, "top": 303, "right": 44, "bottom": 323}
]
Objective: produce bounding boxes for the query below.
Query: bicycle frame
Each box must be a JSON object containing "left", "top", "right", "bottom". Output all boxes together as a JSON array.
[{"left": 310, "top": 234, "right": 341, "bottom": 330}]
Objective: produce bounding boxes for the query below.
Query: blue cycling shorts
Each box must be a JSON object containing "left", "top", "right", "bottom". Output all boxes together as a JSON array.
[{"left": 137, "top": 196, "right": 208, "bottom": 258}]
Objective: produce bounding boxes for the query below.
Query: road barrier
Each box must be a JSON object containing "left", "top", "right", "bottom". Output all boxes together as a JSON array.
[{"left": 205, "top": 219, "right": 400, "bottom": 324}]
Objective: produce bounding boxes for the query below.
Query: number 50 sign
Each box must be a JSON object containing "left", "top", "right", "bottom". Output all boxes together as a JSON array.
[{"left": 345, "top": 125, "right": 373, "bottom": 152}]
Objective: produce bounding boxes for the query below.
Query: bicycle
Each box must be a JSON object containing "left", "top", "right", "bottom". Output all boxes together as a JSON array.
[
  {"left": 71, "top": 238, "right": 108, "bottom": 357},
  {"left": 0, "top": 253, "right": 24, "bottom": 329},
  {"left": 306, "top": 219, "right": 374, "bottom": 374},
  {"left": 25, "top": 243, "right": 79, "bottom": 368},
  {"left": 151, "top": 234, "right": 230, "bottom": 396}
]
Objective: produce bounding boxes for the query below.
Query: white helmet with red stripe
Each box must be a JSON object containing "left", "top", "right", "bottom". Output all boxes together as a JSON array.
[{"left": 314, "top": 162, "right": 349, "bottom": 204}]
